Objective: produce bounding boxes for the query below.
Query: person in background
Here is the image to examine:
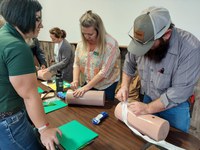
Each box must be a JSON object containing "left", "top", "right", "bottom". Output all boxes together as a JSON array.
[
  {"left": 1, "top": 17, "right": 47, "bottom": 70},
  {"left": 42, "top": 27, "right": 74, "bottom": 82},
  {"left": 71, "top": 10, "right": 120, "bottom": 101},
  {"left": 0, "top": 0, "right": 61, "bottom": 149},
  {"left": 26, "top": 37, "right": 47, "bottom": 70},
  {"left": 116, "top": 6, "right": 200, "bottom": 132}
]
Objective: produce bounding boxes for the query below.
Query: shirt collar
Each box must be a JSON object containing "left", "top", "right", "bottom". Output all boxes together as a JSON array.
[
  {"left": 167, "top": 28, "right": 178, "bottom": 55},
  {"left": 3, "top": 23, "right": 25, "bottom": 42}
]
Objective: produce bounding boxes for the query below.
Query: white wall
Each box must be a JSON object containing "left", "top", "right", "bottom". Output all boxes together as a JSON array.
[{"left": 38, "top": 0, "right": 200, "bottom": 46}]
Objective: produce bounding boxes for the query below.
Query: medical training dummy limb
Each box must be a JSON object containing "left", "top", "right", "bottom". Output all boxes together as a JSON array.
[
  {"left": 114, "top": 102, "right": 170, "bottom": 141},
  {"left": 66, "top": 89, "right": 105, "bottom": 106}
]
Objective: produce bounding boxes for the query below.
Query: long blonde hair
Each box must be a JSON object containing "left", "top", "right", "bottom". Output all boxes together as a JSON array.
[{"left": 79, "top": 10, "right": 106, "bottom": 55}]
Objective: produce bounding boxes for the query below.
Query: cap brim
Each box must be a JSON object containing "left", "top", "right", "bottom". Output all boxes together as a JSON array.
[{"left": 127, "top": 39, "right": 154, "bottom": 56}]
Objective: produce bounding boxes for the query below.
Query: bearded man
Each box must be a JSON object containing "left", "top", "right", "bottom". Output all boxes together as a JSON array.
[{"left": 116, "top": 6, "right": 200, "bottom": 132}]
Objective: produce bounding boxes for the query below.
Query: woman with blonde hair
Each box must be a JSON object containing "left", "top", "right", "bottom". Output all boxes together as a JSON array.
[{"left": 71, "top": 10, "right": 120, "bottom": 100}]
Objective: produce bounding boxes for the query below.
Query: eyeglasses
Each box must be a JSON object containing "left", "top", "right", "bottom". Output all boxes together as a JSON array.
[
  {"left": 36, "top": 16, "right": 42, "bottom": 23},
  {"left": 128, "top": 25, "right": 166, "bottom": 45}
]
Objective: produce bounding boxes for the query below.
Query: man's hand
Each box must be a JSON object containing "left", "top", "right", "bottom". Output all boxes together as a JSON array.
[
  {"left": 128, "top": 101, "right": 149, "bottom": 116},
  {"left": 115, "top": 86, "right": 129, "bottom": 101}
]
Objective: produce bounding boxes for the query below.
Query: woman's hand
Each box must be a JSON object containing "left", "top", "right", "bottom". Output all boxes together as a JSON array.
[
  {"left": 72, "top": 85, "right": 89, "bottom": 97},
  {"left": 70, "top": 80, "right": 79, "bottom": 90},
  {"left": 40, "top": 68, "right": 49, "bottom": 72},
  {"left": 40, "top": 127, "right": 62, "bottom": 150},
  {"left": 35, "top": 66, "right": 40, "bottom": 71},
  {"left": 40, "top": 64, "right": 47, "bottom": 70}
]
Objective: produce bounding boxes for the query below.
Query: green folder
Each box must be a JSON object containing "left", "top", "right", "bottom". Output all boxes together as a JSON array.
[
  {"left": 38, "top": 87, "right": 44, "bottom": 94},
  {"left": 43, "top": 100, "right": 67, "bottom": 114},
  {"left": 58, "top": 120, "right": 98, "bottom": 150},
  {"left": 63, "top": 81, "right": 71, "bottom": 88}
]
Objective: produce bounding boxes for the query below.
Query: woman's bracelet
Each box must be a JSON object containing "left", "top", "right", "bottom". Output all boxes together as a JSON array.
[{"left": 38, "top": 123, "right": 49, "bottom": 132}]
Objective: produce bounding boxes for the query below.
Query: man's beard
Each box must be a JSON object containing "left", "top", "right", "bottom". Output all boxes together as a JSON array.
[{"left": 144, "top": 38, "right": 169, "bottom": 63}]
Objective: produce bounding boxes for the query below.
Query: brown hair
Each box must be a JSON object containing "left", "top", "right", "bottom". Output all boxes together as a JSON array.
[{"left": 49, "top": 27, "right": 66, "bottom": 38}]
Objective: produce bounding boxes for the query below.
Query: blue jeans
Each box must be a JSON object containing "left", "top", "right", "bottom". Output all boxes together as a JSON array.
[
  {"left": 143, "top": 95, "right": 190, "bottom": 133},
  {"left": 0, "top": 109, "right": 44, "bottom": 150}
]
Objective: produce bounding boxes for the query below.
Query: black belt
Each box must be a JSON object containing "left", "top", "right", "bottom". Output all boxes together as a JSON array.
[{"left": 0, "top": 107, "right": 21, "bottom": 120}]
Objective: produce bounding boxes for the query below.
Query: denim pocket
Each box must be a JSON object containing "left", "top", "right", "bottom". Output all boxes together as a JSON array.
[
  {"left": 0, "top": 110, "right": 26, "bottom": 149},
  {"left": 0, "top": 110, "right": 42, "bottom": 150},
  {"left": 6, "top": 110, "right": 24, "bottom": 126}
]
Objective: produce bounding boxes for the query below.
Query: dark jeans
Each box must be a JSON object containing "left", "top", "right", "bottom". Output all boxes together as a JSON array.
[{"left": 85, "top": 81, "right": 118, "bottom": 101}]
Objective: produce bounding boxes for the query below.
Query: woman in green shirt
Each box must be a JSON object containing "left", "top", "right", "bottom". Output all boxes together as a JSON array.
[{"left": 0, "top": 0, "right": 61, "bottom": 149}]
